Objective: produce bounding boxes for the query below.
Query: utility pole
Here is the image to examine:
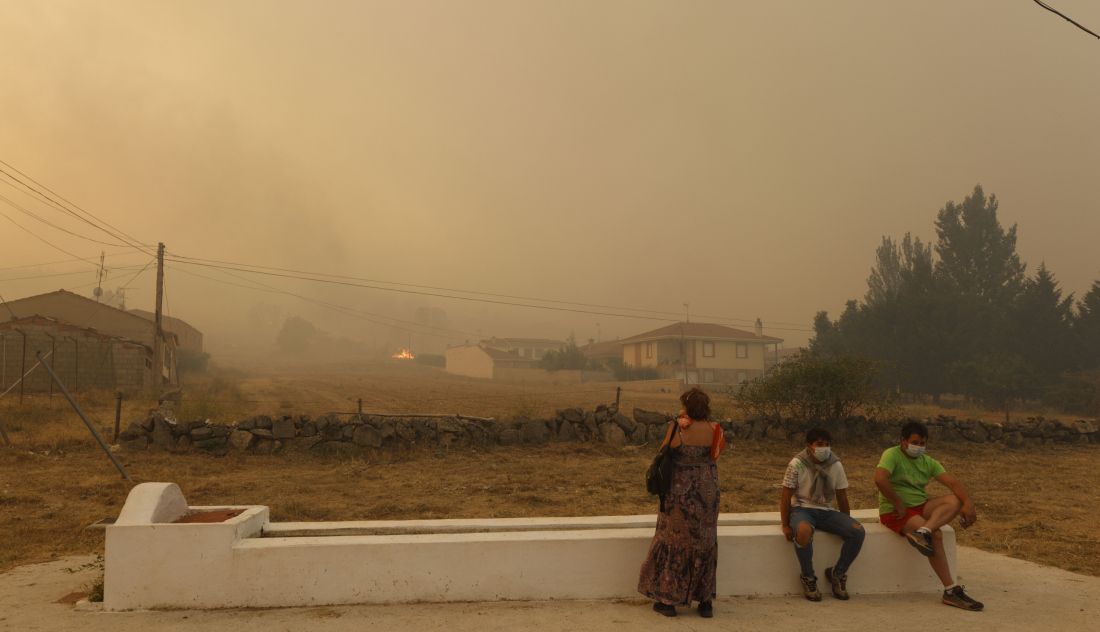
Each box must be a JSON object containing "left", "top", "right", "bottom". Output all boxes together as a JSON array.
[
  {"left": 683, "top": 302, "right": 690, "bottom": 324},
  {"left": 153, "top": 242, "right": 165, "bottom": 393}
]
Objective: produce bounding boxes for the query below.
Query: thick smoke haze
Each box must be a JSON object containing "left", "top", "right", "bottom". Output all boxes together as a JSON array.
[{"left": 1, "top": 1, "right": 1098, "bottom": 355}]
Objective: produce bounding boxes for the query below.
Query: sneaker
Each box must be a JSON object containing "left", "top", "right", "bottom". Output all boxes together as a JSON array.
[
  {"left": 652, "top": 602, "right": 677, "bottom": 617},
  {"left": 942, "top": 586, "right": 984, "bottom": 611},
  {"left": 825, "top": 567, "right": 849, "bottom": 600},
  {"left": 906, "top": 530, "right": 935, "bottom": 557},
  {"left": 800, "top": 575, "right": 822, "bottom": 602},
  {"left": 698, "top": 600, "right": 713, "bottom": 618}
]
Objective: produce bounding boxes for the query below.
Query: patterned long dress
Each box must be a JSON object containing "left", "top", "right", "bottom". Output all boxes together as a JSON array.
[{"left": 637, "top": 444, "right": 720, "bottom": 605}]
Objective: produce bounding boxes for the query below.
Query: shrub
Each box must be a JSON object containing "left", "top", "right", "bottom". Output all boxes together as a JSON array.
[
  {"left": 736, "top": 351, "right": 885, "bottom": 421},
  {"left": 177, "top": 349, "right": 210, "bottom": 373}
]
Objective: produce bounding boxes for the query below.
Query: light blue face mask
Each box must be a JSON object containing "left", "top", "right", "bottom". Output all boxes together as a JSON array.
[{"left": 904, "top": 444, "right": 926, "bottom": 458}]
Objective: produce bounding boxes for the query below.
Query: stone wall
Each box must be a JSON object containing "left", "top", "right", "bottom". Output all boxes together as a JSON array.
[{"left": 117, "top": 404, "right": 1100, "bottom": 456}]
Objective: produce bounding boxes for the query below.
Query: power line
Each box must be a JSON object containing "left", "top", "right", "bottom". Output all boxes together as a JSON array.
[
  {"left": 166, "top": 263, "right": 482, "bottom": 340},
  {"left": 0, "top": 159, "right": 812, "bottom": 335},
  {"left": 166, "top": 257, "right": 815, "bottom": 333},
  {"left": 0, "top": 210, "right": 101, "bottom": 269},
  {"left": 0, "top": 263, "right": 148, "bottom": 284},
  {"left": 0, "top": 184, "right": 130, "bottom": 247},
  {"left": 0, "top": 161, "right": 154, "bottom": 255},
  {"left": 167, "top": 251, "right": 813, "bottom": 330},
  {"left": 0, "top": 249, "right": 143, "bottom": 272},
  {"left": 1033, "top": 0, "right": 1100, "bottom": 40}
]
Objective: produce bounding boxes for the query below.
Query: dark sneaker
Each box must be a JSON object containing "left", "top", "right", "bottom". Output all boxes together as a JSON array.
[
  {"left": 906, "top": 530, "right": 935, "bottom": 557},
  {"left": 652, "top": 602, "right": 677, "bottom": 617},
  {"left": 825, "top": 567, "right": 849, "bottom": 600},
  {"left": 800, "top": 575, "right": 822, "bottom": 602},
  {"left": 943, "top": 586, "right": 984, "bottom": 611},
  {"left": 698, "top": 601, "right": 713, "bottom": 618}
]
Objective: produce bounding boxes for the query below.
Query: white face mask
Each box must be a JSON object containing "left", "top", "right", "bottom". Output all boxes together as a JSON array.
[
  {"left": 904, "top": 444, "right": 926, "bottom": 458},
  {"left": 813, "top": 446, "right": 832, "bottom": 461}
]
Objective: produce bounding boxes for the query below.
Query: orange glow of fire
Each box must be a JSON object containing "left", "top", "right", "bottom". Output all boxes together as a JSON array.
[{"left": 391, "top": 348, "right": 415, "bottom": 360}]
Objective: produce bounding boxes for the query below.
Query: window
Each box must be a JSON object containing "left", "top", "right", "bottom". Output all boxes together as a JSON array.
[
  {"left": 702, "top": 341, "right": 715, "bottom": 357},
  {"left": 645, "top": 342, "right": 653, "bottom": 359},
  {"left": 736, "top": 343, "right": 748, "bottom": 359}
]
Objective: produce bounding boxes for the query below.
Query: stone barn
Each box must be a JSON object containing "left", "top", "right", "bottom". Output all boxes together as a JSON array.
[{"left": 0, "top": 316, "right": 159, "bottom": 395}]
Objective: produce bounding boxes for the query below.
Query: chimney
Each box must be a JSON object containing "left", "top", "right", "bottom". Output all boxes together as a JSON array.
[{"left": 754, "top": 318, "right": 763, "bottom": 337}]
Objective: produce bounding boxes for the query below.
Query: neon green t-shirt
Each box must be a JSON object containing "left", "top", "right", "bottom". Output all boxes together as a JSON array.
[{"left": 876, "top": 446, "right": 946, "bottom": 514}]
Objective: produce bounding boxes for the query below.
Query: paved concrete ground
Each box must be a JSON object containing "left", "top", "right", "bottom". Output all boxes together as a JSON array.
[{"left": 1, "top": 547, "right": 1095, "bottom": 631}]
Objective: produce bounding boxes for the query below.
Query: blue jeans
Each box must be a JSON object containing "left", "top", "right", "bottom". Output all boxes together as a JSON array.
[{"left": 789, "top": 507, "right": 865, "bottom": 578}]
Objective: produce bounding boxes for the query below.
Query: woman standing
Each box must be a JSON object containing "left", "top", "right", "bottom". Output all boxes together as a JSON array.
[{"left": 638, "top": 387, "right": 727, "bottom": 618}]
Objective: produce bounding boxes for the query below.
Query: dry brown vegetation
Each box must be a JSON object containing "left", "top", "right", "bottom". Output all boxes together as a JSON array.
[{"left": 1, "top": 362, "right": 1096, "bottom": 579}]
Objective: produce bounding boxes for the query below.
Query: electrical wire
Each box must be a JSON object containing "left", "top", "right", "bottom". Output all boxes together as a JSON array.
[
  {"left": 0, "top": 210, "right": 101, "bottom": 268},
  {"left": 167, "top": 251, "right": 813, "bottom": 330},
  {"left": 1033, "top": 0, "right": 1100, "bottom": 40},
  {"left": 0, "top": 185, "right": 131, "bottom": 247}
]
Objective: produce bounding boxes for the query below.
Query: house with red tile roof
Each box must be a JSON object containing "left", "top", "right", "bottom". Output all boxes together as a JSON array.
[{"left": 619, "top": 320, "right": 783, "bottom": 385}]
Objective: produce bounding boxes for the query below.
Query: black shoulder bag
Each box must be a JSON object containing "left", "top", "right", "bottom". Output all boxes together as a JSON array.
[{"left": 645, "top": 421, "right": 681, "bottom": 511}]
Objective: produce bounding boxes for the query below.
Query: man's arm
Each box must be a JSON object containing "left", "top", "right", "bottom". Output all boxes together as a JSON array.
[
  {"left": 874, "top": 467, "right": 908, "bottom": 519},
  {"left": 836, "top": 489, "right": 851, "bottom": 515},
  {"left": 780, "top": 487, "right": 794, "bottom": 540},
  {"left": 935, "top": 472, "right": 977, "bottom": 527}
]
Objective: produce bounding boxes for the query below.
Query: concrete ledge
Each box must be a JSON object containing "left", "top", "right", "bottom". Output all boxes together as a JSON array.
[
  {"left": 104, "top": 483, "right": 955, "bottom": 610},
  {"left": 264, "top": 509, "right": 886, "bottom": 537}
]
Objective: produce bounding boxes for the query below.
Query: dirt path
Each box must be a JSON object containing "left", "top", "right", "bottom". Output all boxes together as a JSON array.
[{"left": 3, "top": 548, "right": 1096, "bottom": 631}]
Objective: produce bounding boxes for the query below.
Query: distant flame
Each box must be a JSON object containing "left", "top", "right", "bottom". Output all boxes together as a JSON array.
[{"left": 391, "top": 348, "right": 415, "bottom": 360}]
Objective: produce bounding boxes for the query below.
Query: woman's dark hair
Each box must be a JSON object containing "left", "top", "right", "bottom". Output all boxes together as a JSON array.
[
  {"left": 900, "top": 421, "right": 929, "bottom": 440},
  {"left": 680, "top": 387, "right": 711, "bottom": 421},
  {"left": 805, "top": 428, "right": 832, "bottom": 444}
]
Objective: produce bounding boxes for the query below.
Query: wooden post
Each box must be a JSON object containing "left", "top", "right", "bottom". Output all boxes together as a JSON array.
[
  {"left": 36, "top": 351, "right": 131, "bottom": 482},
  {"left": 615, "top": 386, "right": 621, "bottom": 411},
  {"left": 17, "top": 329, "right": 26, "bottom": 404},
  {"left": 357, "top": 398, "right": 363, "bottom": 416},
  {"left": 152, "top": 242, "right": 165, "bottom": 394},
  {"left": 113, "top": 391, "right": 123, "bottom": 443}
]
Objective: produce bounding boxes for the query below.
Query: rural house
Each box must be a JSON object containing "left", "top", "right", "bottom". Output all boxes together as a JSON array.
[
  {"left": 619, "top": 320, "right": 783, "bottom": 385},
  {"left": 444, "top": 343, "right": 540, "bottom": 380},
  {"left": 2, "top": 289, "right": 179, "bottom": 390},
  {"left": 479, "top": 337, "right": 565, "bottom": 360},
  {"left": 0, "top": 316, "right": 163, "bottom": 394}
]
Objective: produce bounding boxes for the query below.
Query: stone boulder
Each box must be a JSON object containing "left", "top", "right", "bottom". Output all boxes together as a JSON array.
[
  {"left": 612, "top": 412, "right": 637, "bottom": 435},
  {"left": 601, "top": 423, "right": 626, "bottom": 447},
  {"left": 633, "top": 408, "right": 668, "bottom": 426},
  {"left": 272, "top": 417, "right": 297, "bottom": 439}
]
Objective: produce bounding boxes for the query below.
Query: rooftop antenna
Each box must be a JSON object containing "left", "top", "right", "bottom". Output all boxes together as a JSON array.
[
  {"left": 93, "top": 250, "right": 107, "bottom": 302},
  {"left": 683, "top": 302, "right": 690, "bottom": 324}
]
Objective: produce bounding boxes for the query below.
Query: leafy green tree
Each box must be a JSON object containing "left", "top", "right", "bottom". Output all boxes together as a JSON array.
[
  {"left": 1076, "top": 280, "right": 1100, "bottom": 370},
  {"left": 933, "top": 185, "right": 1026, "bottom": 372},
  {"left": 1010, "top": 264, "right": 1076, "bottom": 381},
  {"left": 539, "top": 337, "right": 587, "bottom": 371},
  {"left": 949, "top": 352, "right": 1038, "bottom": 422},
  {"left": 276, "top": 316, "right": 317, "bottom": 355}
]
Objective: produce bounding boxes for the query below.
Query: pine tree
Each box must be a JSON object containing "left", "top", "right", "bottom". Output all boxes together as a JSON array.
[
  {"left": 1076, "top": 280, "right": 1100, "bottom": 370},
  {"left": 1010, "top": 264, "right": 1076, "bottom": 381}
]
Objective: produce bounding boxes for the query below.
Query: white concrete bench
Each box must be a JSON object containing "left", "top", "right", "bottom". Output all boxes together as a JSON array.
[{"left": 104, "top": 483, "right": 956, "bottom": 610}]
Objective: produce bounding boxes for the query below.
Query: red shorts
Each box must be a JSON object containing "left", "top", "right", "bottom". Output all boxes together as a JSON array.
[{"left": 879, "top": 503, "right": 926, "bottom": 534}]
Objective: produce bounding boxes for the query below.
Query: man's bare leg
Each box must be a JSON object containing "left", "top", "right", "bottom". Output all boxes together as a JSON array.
[{"left": 901, "top": 503, "right": 957, "bottom": 587}]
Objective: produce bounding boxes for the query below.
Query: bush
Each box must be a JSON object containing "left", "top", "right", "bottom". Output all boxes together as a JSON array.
[
  {"left": 612, "top": 364, "right": 660, "bottom": 381},
  {"left": 413, "top": 353, "right": 445, "bottom": 368},
  {"left": 1044, "top": 370, "right": 1100, "bottom": 416},
  {"left": 539, "top": 339, "right": 587, "bottom": 371},
  {"left": 737, "top": 352, "right": 886, "bottom": 422}
]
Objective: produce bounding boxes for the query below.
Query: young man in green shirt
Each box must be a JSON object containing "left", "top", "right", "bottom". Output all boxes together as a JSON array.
[{"left": 874, "top": 421, "right": 984, "bottom": 611}]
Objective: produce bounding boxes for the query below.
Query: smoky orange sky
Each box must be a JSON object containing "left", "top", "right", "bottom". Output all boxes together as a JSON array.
[{"left": 1, "top": 1, "right": 1098, "bottom": 353}]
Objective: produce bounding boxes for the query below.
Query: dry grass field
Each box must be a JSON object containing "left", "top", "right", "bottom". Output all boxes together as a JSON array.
[{"left": 1, "top": 361, "right": 1097, "bottom": 581}]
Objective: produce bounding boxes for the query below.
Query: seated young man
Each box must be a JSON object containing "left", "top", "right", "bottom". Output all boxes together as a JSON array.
[
  {"left": 874, "top": 421, "right": 983, "bottom": 611},
  {"left": 780, "top": 428, "right": 865, "bottom": 601}
]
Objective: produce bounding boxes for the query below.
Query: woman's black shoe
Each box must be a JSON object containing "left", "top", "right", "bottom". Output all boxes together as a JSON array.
[
  {"left": 652, "top": 602, "right": 677, "bottom": 617},
  {"left": 698, "top": 601, "right": 713, "bottom": 618}
]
